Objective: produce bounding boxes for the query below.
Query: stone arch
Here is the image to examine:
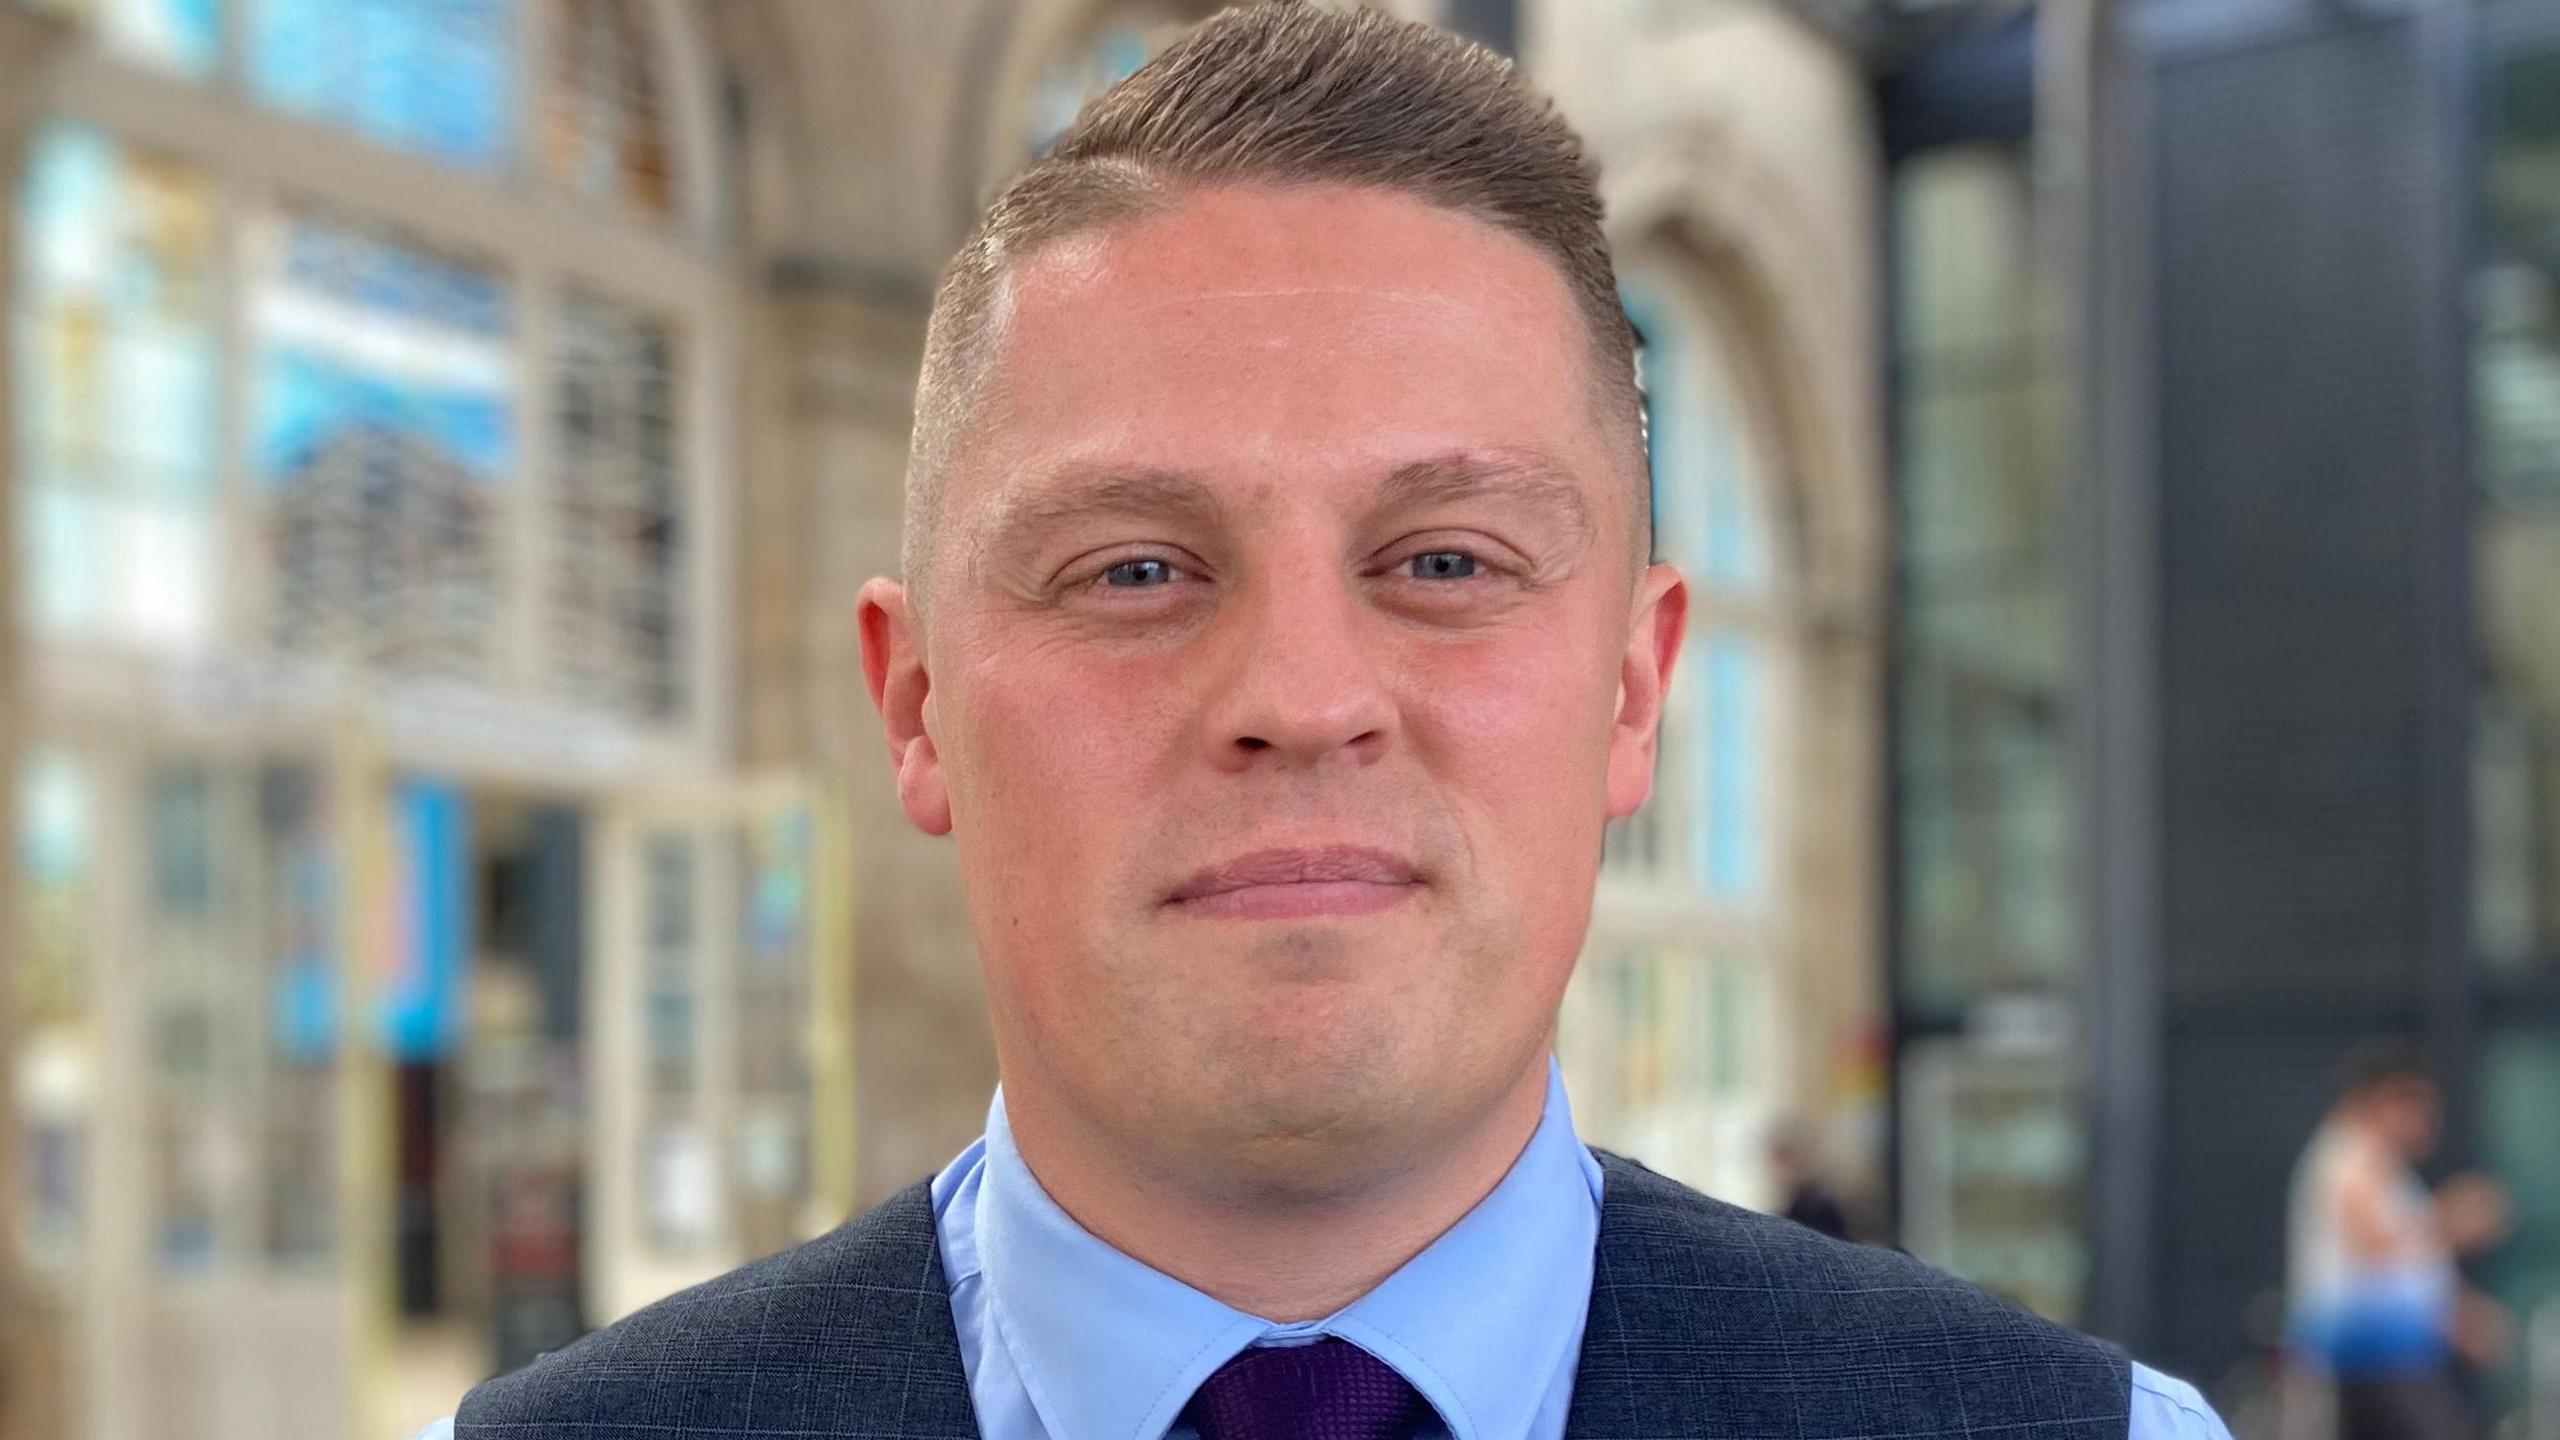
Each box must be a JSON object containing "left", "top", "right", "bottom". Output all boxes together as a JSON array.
[
  {"left": 1605, "top": 140, "right": 1882, "bottom": 631},
  {"left": 1596, "top": 80, "right": 1888, "bottom": 1188}
]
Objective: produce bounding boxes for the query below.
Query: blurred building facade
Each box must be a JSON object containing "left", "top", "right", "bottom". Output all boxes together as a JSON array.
[
  {"left": 1, "top": 2, "right": 2555, "bottom": 1440},
  {"left": 1865, "top": 0, "right": 2560, "bottom": 1424},
  {"left": 0, "top": 4, "right": 861, "bottom": 1438}
]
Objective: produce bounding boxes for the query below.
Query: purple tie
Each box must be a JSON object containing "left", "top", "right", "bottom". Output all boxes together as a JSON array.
[{"left": 1180, "top": 1338, "right": 1439, "bottom": 1440}]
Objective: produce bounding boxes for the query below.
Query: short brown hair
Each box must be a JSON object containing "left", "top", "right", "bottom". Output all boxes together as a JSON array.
[{"left": 903, "top": 0, "right": 1645, "bottom": 594}]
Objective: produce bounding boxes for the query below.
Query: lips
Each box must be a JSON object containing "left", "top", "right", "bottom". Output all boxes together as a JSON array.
[
  {"left": 1169, "top": 846, "right": 1420, "bottom": 900},
  {"left": 1162, "top": 845, "right": 1423, "bottom": 912}
]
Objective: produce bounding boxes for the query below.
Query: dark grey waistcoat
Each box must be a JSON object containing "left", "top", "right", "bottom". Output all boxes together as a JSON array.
[{"left": 459, "top": 1152, "right": 2131, "bottom": 1440}]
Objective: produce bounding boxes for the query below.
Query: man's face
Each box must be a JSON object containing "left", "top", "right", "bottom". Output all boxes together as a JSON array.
[{"left": 862, "top": 184, "right": 1685, "bottom": 1199}]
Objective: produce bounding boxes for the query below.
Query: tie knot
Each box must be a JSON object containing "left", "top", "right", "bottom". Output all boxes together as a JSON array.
[{"left": 1181, "top": 1338, "right": 1437, "bottom": 1440}]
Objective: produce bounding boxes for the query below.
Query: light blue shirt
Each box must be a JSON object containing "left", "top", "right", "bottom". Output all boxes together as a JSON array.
[
  {"left": 419, "top": 1059, "right": 2232, "bottom": 1440},
  {"left": 935, "top": 1059, "right": 1603, "bottom": 1440}
]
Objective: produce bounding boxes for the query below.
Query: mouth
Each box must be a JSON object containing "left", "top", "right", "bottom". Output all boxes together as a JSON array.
[{"left": 1165, "top": 845, "right": 1424, "bottom": 920}]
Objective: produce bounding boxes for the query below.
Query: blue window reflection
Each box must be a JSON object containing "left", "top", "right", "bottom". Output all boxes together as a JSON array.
[
  {"left": 247, "top": 0, "right": 519, "bottom": 172},
  {"left": 1625, "top": 278, "right": 1773, "bottom": 902},
  {"left": 249, "top": 213, "right": 515, "bottom": 673},
  {"left": 1696, "top": 628, "right": 1764, "bottom": 900}
]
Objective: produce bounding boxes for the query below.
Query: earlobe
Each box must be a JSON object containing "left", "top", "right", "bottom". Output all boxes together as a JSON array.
[
  {"left": 1604, "top": 564, "right": 1689, "bottom": 821},
  {"left": 858, "top": 578, "right": 955, "bottom": 837},
  {"left": 895, "top": 730, "right": 954, "bottom": 837}
]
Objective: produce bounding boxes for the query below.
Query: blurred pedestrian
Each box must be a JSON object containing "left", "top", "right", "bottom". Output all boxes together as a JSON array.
[
  {"left": 2284, "top": 1047, "right": 2514, "bottom": 1440},
  {"left": 1769, "top": 1123, "right": 1852, "bottom": 1241}
]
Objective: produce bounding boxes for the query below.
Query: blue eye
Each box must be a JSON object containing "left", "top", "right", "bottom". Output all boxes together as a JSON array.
[
  {"left": 1410, "top": 551, "right": 1477, "bottom": 580},
  {"left": 1101, "top": 558, "right": 1176, "bottom": 588}
]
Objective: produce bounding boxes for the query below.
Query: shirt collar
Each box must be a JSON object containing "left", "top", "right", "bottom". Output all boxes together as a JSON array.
[{"left": 973, "top": 1058, "right": 1603, "bottom": 1440}]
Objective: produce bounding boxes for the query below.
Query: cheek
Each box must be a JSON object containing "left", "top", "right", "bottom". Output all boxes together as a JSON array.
[
  {"left": 1400, "top": 617, "right": 1622, "bottom": 964},
  {"left": 1408, "top": 620, "right": 1621, "bottom": 824},
  {"left": 947, "top": 643, "right": 1179, "bottom": 885}
]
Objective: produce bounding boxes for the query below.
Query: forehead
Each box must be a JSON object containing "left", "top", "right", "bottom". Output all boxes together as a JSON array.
[{"left": 964, "top": 183, "right": 1617, "bottom": 522}]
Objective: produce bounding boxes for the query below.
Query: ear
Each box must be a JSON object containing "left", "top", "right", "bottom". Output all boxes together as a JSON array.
[
  {"left": 1605, "top": 563, "right": 1689, "bottom": 821},
  {"left": 858, "top": 577, "right": 953, "bottom": 837}
]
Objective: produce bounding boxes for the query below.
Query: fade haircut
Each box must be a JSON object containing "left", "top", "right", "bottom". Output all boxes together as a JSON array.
[{"left": 901, "top": 0, "right": 1648, "bottom": 598}]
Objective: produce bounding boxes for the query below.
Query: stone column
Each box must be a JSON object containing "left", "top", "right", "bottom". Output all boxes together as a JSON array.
[
  {"left": 741, "top": 261, "right": 998, "bottom": 1211},
  {"left": 0, "top": 13, "right": 76, "bottom": 1440}
]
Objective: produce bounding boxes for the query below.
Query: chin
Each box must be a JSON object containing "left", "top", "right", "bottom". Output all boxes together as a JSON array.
[
  {"left": 1172, "top": 1046, "right": 1438, "bottom": 1199},
  {"left": 1196, "top": 1112, "right": 1421, "bottom": 1206}
]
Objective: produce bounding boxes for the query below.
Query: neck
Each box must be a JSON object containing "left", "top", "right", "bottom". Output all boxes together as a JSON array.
[{"left": 1002, "top": 1060, "right": 1554, "bottom": 1323}]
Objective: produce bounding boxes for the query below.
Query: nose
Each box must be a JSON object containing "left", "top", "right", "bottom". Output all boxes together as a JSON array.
[{"left": 1203, "top": 573, "right": 1397, "bottom": 772}]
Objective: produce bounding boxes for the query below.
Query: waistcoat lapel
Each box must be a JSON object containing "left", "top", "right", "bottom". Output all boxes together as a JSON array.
[
  {"left": 456, "top": 1179, "right": 981, "bottom": 1440},
  {"left": 1564, "top": 1153, "right": 2129, "bottom": 1440}
]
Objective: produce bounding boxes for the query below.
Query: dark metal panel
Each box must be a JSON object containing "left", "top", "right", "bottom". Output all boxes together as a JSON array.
[
  {"left": 2141, "top": 0, "right": 2472, "bottom": 1384},
  {"left": 2154, "top": 15, "right": 2437, "bottom": 1010}
]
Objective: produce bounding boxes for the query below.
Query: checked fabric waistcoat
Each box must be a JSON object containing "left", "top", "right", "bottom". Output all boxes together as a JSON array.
[{"left": 458, "top": 1153, "right": 2133, "bottom": 1440}]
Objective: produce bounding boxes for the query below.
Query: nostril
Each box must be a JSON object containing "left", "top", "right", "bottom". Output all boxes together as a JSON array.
[{"left": 1237, "top": 736, "right": 1273, "bottom": 752}]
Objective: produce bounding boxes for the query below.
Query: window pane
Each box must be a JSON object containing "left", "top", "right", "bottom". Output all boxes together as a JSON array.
[
  {"left": 246, "top": 0, "right": 519, "bottom": 173},
  {"left": 1896, "top": 703, "right": 2074, "bottom": 1015},
  {"left": 637, "top": 831, "right": 715, "bottom": 1252},
  {"left": 1692, "top": 626, "right": 1765, "bottom": 901},
  {"left": 1618, "top": 275, "right": 1779, "bottom": 908},
  {"left": 544, "top": 0, "right": 673, "bottom": 217},
  {"left": 732, "top": 808, "right": 813, "bottom": 1258},
  {"left": 14, "top": 124, "right": 220, "bottom": 651},
  {"left": 15, "top": 749, "right": 97, "bottom": 1267},
  {"left": 1894, "top": 146, "right": 2049, "bottom": 362},
  {"left": 249, "top": 210, "right": 515, "bottom": 681},
  {"left": 1898, "top": 1039, "right": 2088, "bottom": 1323},
  {"left": 254, "top": 762, "right": 338, "bottom": 1264},
  {"left": 2474, "top": 42, "right": 2560, "bottom": 966},
  {"left": 553, "top": 294, "right": 682, "bottom": 720},
  {"left": 24, "top": 0, "right": 222, "bottom": 77},
  {"left": 1891, "top": 144, "right": 2074, "bottom": 1015},
  {"left": 144, "top": 763, "right": 227, "bottom": 1271},
  {"left": 1898, "top": 370, "right": 2067, "bottom": 586},
  {"left": 1626, "top": 279, "right": 1771, "bottom": 594}
]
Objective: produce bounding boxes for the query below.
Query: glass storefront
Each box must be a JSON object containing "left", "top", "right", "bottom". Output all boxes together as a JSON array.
[{"left": 1889, "top": 139, "right": 2087, "bottom": 1322}]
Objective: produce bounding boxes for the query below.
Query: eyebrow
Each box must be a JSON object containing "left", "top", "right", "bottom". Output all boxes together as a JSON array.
[
  {"left": 1376, "top": 449, "right": 1596, "bottom": 548},
  {"left": 976, "top": 465, "right": 1225, "bottom": 554},
  {"left": 975, "top": 447, "right": 1596, "bottom": 561}
]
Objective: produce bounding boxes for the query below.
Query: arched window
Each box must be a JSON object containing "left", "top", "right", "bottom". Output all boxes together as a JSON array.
[{"left": 1564, "top": 266, "right": 1789, "bottom": 1202}]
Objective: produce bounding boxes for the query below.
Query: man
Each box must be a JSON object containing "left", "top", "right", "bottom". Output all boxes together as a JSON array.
[
  {"left": 442, "top": 6, "right": 2232, "bottom": 1439},
  {"left": 2284, "top": 1049, "right": 2511, "bottom": 1440}
]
